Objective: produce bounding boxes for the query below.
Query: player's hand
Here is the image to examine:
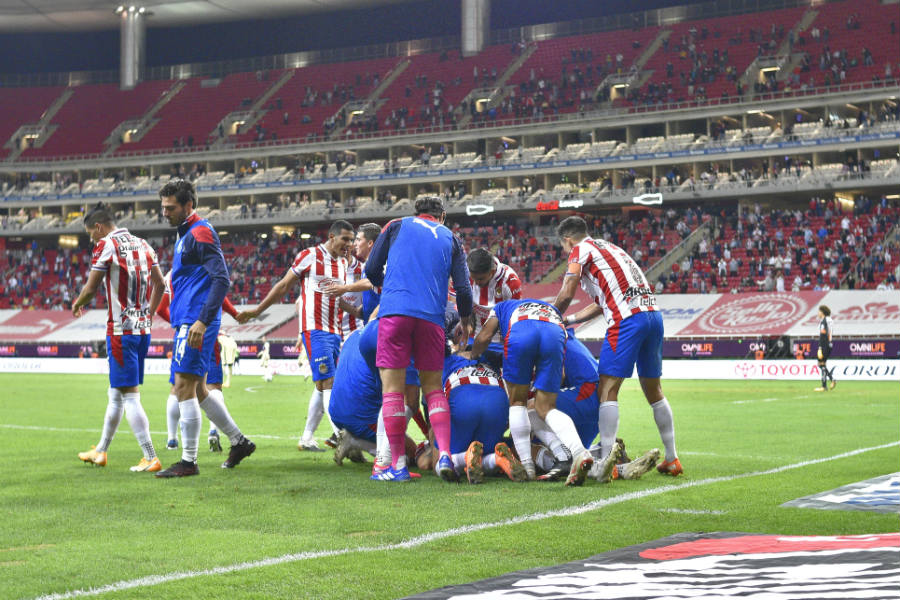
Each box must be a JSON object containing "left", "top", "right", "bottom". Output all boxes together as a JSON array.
[
  {"left": 71, "top": 303, "right": 84, "bottom": 318},
  {"left": 457, "top": 350, "right": 472, "bottom": 360},
  {"left": 235, "top": 310, "right": 255, "bottom": 324},
  {"left": 187, "top": 320, "right": 207, "bottom": 349},
  {"left": 294, "top": 337, "right": 304, "bottom": 352},
  {"left": 458, "top": 321, "right": 470, "bottom": 347},
  {"left": 321, "top": 283, "right": 346, "bottom": 296},
  {"left": 816, "top": 347, "right": 823, "bottom": 360}
]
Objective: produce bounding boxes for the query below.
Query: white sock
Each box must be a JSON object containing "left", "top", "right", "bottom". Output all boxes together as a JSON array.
[
  {"left": 482, "top": 452, "right": 497, "bottom": 473},
  {"left": 651, "top": 397, "right": 678, "bottom": 461},
  {"left": 508, "top": 405, "right": 533, "bottom": 468},
  {"left": 322, "top": 388, "right": 340, "bottom": 436},
  {"left": 97, "top": 388, "right": 124, "bottom": 452},
  {"left": 302, "top": 388, "right": 323, "bottom": 441},
  {"left": 451, "top": 451, "right": 466, "bottom": 473},
  {"left": 598, "top": 401, "right": 619, "bottom": 460},
  {"left": 348, "top": 435, "right": 377, "bottom": 456},
  {"left": 199, "top": 389, "right": 243, "bottom": 445},
  {"left": 165, "top": 394, "right": 180, "bottom": 441},
  {"left": 375, "top": 408, "right": 391, "bottom": 465},
  {"left": 179, "top": 398, "right": 201, "bottom": 464},
  {"left": 528, "top": 408, "right": 570, "bottom": 460},
  {"left": 535, "top": 446, "right": 556, "bottom": 471},
  {"left": 122, "top": 392, "right": 155, "bottom": 460},
  {"left": 544, "top": 408, "right": 586, "bottom": 457}
]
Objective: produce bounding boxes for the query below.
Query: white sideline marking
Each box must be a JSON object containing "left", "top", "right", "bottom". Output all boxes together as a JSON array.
[
  {"left": 732, "top": 397, "right": 779, "bottom": 404},
  {"left": 0, "top": 423, "right": 289, "bottom": 441},
  {"left": 658, "top": 508, "right": 727, "bottom": 515},
  {"left": 31, "top": 440, "right": 899, "bottom": 600}
]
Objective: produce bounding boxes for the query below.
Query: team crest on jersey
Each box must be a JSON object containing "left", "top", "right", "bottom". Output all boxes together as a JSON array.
[{"left": 318, "top": 362, "right": 329, "bottom": 374}]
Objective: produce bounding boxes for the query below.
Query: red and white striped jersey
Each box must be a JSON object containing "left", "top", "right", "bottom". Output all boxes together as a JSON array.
[
  {"left": 90, "top": 228, "right": 158, "bottom": 336},
  {"left": 449, "top": 259, "right": 522, "bottom": 339},
  {"left": 444, "top": 363, "right": 504, "bottom": 397},
  {"left": 569, "top": 237, "right": 657, "bottom": 326},
  {"left": 291, "top": 244, "right": 347, "bottom": 334},
  {"left": 340, "top": 254, "right": 365, "bottom": 339}
]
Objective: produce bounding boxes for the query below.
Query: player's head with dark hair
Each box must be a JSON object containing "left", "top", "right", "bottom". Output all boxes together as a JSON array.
[
  {"left": 414, "top": 196, "right": 445, "bottom": 219},
  {"left": 819, "top": 305, "right": 831, "bottom": 317},
  {"left": 556, "top": 215, "right": 589, "bottom": 241},
  {"left": 327, "top": 219, "right": 355, "bottom": 256},
  {"left": 467, "top": 248, "right": 497, "bottom": 286},
  {"left": 158, "top": 178, "right": 197, "bottom": 208},
  {"left": 83, "top": 202, "right": 115, "bottom": 229},
  {"left": 159, "top": 179, "right": 198, "bottom": 227},
  {"left": 329, "top": 219, "right": 354, "bottom": 237}
]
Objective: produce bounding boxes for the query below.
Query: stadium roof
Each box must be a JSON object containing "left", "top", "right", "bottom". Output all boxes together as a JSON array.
[{"left": 0, "top": 0, "right": 405, "bottom": 32}]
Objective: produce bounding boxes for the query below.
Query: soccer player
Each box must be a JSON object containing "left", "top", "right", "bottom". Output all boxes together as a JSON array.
[
  {"left": 815, "top": 305, "right": 836, "bottom": 391},
  {"left": 464, "top": 248, "right": 522, "bottom": 338},
  {"left": 552, "top": 215, "right": 681, "bottom": 477},
  {"left": 236, "top": 220, "right": 359, "bottom": 451},
  {"left": 157, "top": 179, "right": 255, "bottom": 477},
  {"left": 219, "top": 331, "right": 239, "bottom": 388},
  {"left": 73, "top": 202, "right": 165, "bottom": 472},
  {"left": 155, "top": 273, "right": 251, "bottom": 465},
  {"left": 322, "top": 222, "right": 383, "bottom": 324},
  {"left": 258, "top": 335, "right": 272, "bottom": 382},
  {"left": 466, "top": 298, "right": 594, "bottom": 486},
  {"left": 329, "top": 319, "right": 421, "bottom": 468},
  {"left": 363, "top": 196, "right": 473, "bottom": 482}
]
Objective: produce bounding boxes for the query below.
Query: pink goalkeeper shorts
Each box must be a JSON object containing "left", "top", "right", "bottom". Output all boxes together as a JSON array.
[{"left": 375, "top": 315, "right": 445, "bottom": 372}]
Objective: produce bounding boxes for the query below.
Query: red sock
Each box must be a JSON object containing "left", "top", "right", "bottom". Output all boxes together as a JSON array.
[
  {"left": 382, "top": 392, "right": 407, "bottom": 468},
  {"left": 425, "top": 390, "right": 451, "bottom": 456}
]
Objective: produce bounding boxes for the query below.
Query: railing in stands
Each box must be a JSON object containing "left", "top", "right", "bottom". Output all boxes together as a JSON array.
[{"left": 4, "top": 77, "right": 897, "bottom": 166}]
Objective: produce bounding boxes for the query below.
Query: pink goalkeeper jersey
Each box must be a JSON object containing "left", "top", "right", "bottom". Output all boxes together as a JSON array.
[
  {"left": 90, "top": 228, "right": 158, "bottom": 336},
  {"left": 569, "top": 237, "right": 657, "bottom": 326},
  {"left": 291, "top": 244, "right": 347, "bottom": 335}
]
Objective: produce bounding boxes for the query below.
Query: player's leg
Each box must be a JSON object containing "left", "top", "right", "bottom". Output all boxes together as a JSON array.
[
  {"left": 119, "top": 336, "right": 158, "bottom": 470},
  {"left": 80, "top": 335, "right": 127, "bottom": 466},
  {"left": 635, "top": 311, "right": 681, "bottom": 476},
  {"left": 320, "top": 332, "right": 344, "bottom": 447},
  {"left": 199, "top": 379, "right": 256, "bottom": 468},
  {"left": 156, "top": 324, "right": 215, "bottom": 477},
  {"left": 375, "top": 315, "right": 417, "bottom": 480},
  {"left": 411, "top": 317, "right": 455, "bottom": 482},
  {"left": 298, "top": 331, "right": 324, "bottom": 450},
  {"left": 501, "top": 325, "right": 540, "bottom": 480}
]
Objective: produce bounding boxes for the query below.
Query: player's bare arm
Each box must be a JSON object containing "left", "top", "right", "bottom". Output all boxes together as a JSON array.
[
  {"left": 147, "top": 265, "right": 165, "bottom": 320},
  {"left": 322, "top": 277, "right": 373, "bottom": 296},
  {"left": 71, "top": 269, "right": 106, "bottom": 317},
  {"left": 563, "top": 303, "right": 604, "bottom": 326},
  {"left": 187, "top": 320, "right": 207, "bottom": 349},
  {"left": 237, "top": 269, "right": 298, "bottom": 323},
  {"left": 463, "top": 316, "right": 498, "bottom": 359},
  {"left": 553, "top": 262, "right": 582, "bottom": 314},
  {"left": 338, "top": 297, "right": 362, "bottom": 319}
]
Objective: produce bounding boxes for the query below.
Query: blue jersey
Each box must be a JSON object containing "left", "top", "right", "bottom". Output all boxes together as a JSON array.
[
  {"left": 329, "top": 329, "right": 381, "bottom": 426},
  {"left": 365, "top": 215, "right": 472, "bottom": 326},
  {"left": 441, "top": 354, "right": 508, "bottom": 454},
  {"left": 490, "top": 299, "right": 564, "bottom": 339},
  {"left": 170, "top": 212, "right": 230, "bottom": 327},
  {"left": 562, "top": 328, "right": 599, "bottom": 388},
  {"left": 361, "top": 289, "right": 380, "bottom": 323}
]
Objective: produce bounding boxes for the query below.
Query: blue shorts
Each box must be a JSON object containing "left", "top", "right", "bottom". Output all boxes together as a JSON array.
[
  {"left": 207, "top": 339, "right": 223, "bottom": 385},
  {"left": 301, "top": 329, "right": 341, "bottom": 382},
  {"left": 107, "top": 334, "right": 150, "bottom": 388},
  {"left": 502, "top": 320, "right": 566, "bottom": 394},
  {"left": 331, "top": 419, "right": 377, "bottom": 444},
  {"left": 173, "top": 322, "right": 220, "bottom": 378},
  {"left": 446, "top": 385, "right": 509, "bottom": 454},
  {"left": 555, "top": 382, "right": 600, "bottom": 448},
  {"left": 599, "top": 311, "right": 663, "bottom": 379}
]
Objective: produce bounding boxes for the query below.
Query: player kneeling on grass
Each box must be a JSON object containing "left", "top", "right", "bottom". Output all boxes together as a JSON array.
[
  {"left": 74, "top": 203, "right": 165, "bottom": 472},
  {"left": 463, "top": 298, "right": 594, "bottom": 486},
  {"left": 329, "top": 318, "right": 424, "bottom": 477}
]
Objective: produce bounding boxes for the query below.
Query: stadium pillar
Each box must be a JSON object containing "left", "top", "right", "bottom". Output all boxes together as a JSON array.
[
  {"left": 119, "top": 7, "right": 147, "bottom": 90},
  {"left": 461, "top": 0, "right": 490, "bottom": 57}
]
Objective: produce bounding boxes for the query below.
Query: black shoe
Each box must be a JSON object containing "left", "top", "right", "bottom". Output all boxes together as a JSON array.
[
  {"left": 155, "top": 460, "right": 199, "bottom": 478},
  {"left": 222, "top": 438, "right": 256, "bottom": 469},
  {"left": 324, "top": 433, "right": 339, "bottom": 449},
  {"left": 537, "top": 459, "right": 572, "bottom": 482}
]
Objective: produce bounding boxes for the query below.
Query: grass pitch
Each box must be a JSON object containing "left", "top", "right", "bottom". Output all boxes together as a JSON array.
[{"left": 1, "top": 373, "right": 897, "bottom": 599}]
